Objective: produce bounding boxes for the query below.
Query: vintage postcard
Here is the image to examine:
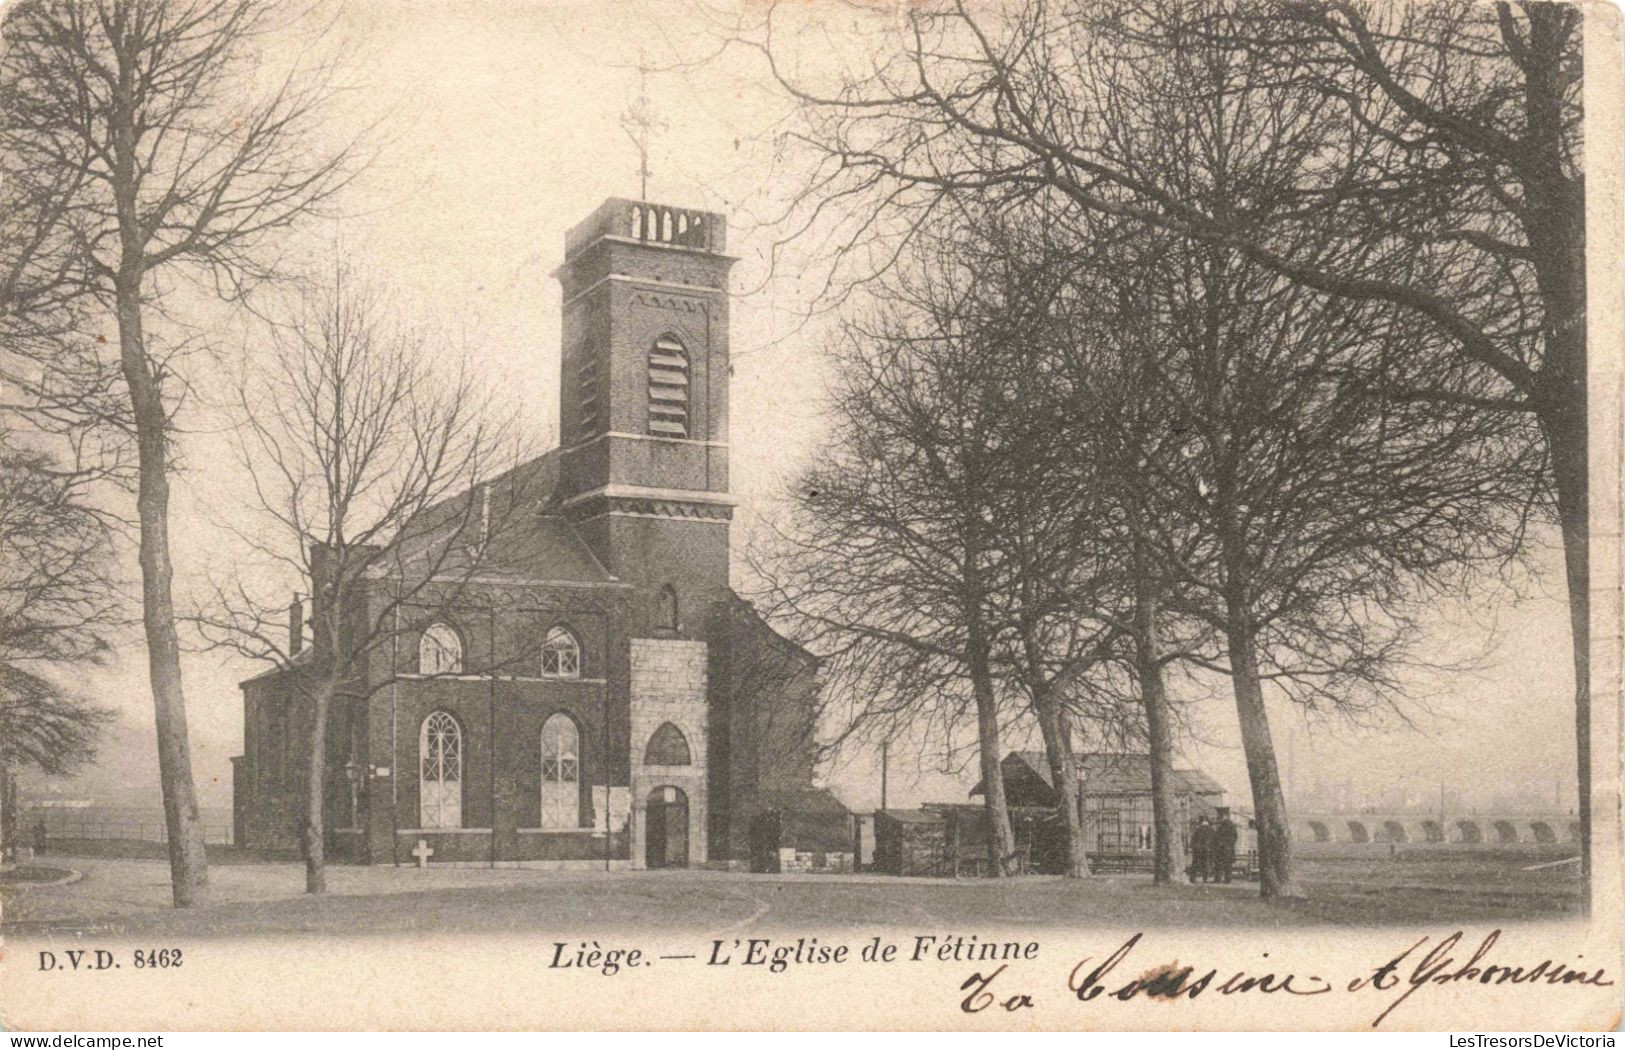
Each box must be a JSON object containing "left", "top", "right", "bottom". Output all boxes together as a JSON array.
[{"left": 0, "top": 0, "right": 1620, "bottom": 1033}]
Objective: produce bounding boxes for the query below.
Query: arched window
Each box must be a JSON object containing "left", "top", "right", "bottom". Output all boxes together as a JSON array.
[
  {"left": 540, "top": 713, "right": 580, "bottom": 829},
  {"left": 419, "top": 711, "right": 463, "bottom": 828},
  {"left": 656, "top": 584, "right": 679, "bottom": 632},
  {"left": 647, "top": 336, "right": 690, "bottom": 438},
  {"left": 645, "top": 722, "right": 691, "bottom": 766},
  {"left": 419, "top": 623, "right": 463, "bottom": 675},
  {"left": 541, "top": 625, "right": 581, "bottom": 678}
]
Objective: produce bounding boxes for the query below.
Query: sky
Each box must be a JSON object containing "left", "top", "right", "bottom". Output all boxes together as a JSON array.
[{"left": 23, "top": 0, "right": 1581, "bottom": 820}]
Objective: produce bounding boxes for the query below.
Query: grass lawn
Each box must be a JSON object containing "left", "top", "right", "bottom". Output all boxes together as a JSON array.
[
  {"left": 0, "top": 866, "right": 75, "bottom": 885},
  {"left": 0, "top": 840, "right": 1582, "bottom": 939}
]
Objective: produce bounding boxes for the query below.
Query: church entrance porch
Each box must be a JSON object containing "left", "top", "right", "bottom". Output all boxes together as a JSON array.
[{"left": 645, "top": 787, "right": 689, "bottom": 869}]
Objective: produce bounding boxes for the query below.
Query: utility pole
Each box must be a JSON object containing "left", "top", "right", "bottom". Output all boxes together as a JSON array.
[{"left": 880, "top": 741, "right": 889, "bottom": 813}]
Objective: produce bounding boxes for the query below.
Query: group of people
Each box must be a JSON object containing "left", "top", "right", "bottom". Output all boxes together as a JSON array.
[{"left": 1188, "top": 809, "right": 1238, "bottom": 884}]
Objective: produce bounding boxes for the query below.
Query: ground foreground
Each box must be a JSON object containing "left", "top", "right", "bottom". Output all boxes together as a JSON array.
[{"left": 0, "top": 842, "right": 1582, "bottom": 938}]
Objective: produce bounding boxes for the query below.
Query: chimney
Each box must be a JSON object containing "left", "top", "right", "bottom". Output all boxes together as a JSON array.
[{"left": 288, "top": 594, "right": 304, "bottom": 656}]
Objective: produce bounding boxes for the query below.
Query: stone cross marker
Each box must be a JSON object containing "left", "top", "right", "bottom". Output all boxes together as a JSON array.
[{"left": 411, "top": 838, "right": 434, "bottom": 868}]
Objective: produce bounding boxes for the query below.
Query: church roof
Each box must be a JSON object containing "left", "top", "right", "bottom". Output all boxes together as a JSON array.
[
  {"left": 724, "top": 591, "right": 818, "bottom": 668},
  {"left": 479, "top": 513, "right": 616, "bottom": 584},
  {"left": 380, "top": 450, "right": 620, "bottom": 587}
]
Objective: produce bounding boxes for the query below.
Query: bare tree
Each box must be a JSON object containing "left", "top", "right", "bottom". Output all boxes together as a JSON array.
[
  {"left": 1124, "top": 237, "right": 1538, "bottom": 897},
  {"left": 0, "top": 429, "right": 118, "bottom": 856},
  {"left": 750, "top": 237, "right": 1027, "bottom": 874},
  {"left": 958, "top": 218, "right": 1132, "bottom": 880},
  {"left": 190, "top": 273, "right": 531, "bottom": 894},
  {"left": 0, "top": 0, "right": 361, "bottom": 905},
  {"left": 758, "top": 0, "right": 1591, "bottom": 895},
  {"left": 1047, "top": 231, "right": 1215, "bottom": 887}
]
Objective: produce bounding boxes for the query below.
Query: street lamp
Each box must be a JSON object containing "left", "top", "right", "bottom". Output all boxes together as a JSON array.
[{"left": 343, "top": 757, "right": 363, "bottom": 830}]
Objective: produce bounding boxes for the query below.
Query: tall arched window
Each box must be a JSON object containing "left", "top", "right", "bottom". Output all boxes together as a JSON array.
[
  {"left": 419, "top": 711, "right": 463, "bottom": 828},
  {"left": 647, "top": 336, "right": 690, "bottom": 438},
  {"left": 645, "top": 722, "right": 691, "bottom": 766},
  {"left": 656, "top": 584, "right": 679, "bottom": 632},
  {"left": 419, "top": 623, "right": 463, "bottom": 675},
  {"left": 540, "top": 713, "right": 580, "bottom": 829},
  {"left": 541, "top": 625, "right": 581, "bottom": 678}
]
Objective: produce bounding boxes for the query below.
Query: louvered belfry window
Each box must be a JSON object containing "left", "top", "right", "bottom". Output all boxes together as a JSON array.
[
  {"left": 648, "top": 336, "right": 690, "bottom": 438},
  {"left": 576, "top": 345, "right": 600, "bottom": 438}
]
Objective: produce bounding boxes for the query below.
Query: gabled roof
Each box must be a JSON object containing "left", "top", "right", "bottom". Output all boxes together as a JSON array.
[
  {"left": 238, "top": 647, "right": 316, "bottom": 688},
  {"left": 377, "top": 451, "right": 620, "bottom": 588},
  {"left": 725, "top": 591, "right": 819, "bottom": 668},
  {"left": 476, "top": 513, "right": 616, "bottom": 584},
  {"left": 972, "top": 751, "right": 1225, "bottom": 798}
]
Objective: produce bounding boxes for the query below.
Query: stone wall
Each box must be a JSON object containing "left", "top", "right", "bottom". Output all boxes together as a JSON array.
[{"left": 630, "top": 637, "right": 709, "bottom": 867}]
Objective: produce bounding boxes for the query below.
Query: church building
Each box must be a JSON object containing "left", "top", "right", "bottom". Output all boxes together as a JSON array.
[{"left": 231, "top": 199, "right": 829, "bottom": 869}]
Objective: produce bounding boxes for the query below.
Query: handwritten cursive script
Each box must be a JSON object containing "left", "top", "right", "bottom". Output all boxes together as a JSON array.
[
  {"left": 1351, "top": 929, "right": 1615, "bottom": 1027},
  {"left": 1069, "top": 932, "right": 1334, "bottom": 1002},
  {"left": 966, "top": 929, "right": 1618, "bottom": 1027}
]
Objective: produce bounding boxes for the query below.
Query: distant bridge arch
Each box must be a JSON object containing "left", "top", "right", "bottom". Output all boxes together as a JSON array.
[
  {"left": 1347, "top": 820, "right": 1371, "bottom": 844},
  {"left": 1456, "top": 820, "right": 1483, "bottom": 844},
  {"left": 1382, "top": 820, "right": 1409, "bottom": 844},
  {"left": 1491, "top": 820, "right": 1518, "bottom": 844}
]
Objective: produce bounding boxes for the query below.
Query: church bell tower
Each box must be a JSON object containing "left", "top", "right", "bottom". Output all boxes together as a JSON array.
[
  {"left": 555, "top": 200, "right": 737, "bottom": 869},
  {"left": 553, "top": 199, "right": 737, "bottom": 639}
]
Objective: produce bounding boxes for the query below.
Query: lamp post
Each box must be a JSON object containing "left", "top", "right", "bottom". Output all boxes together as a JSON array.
[{"left": 343, "top": 757, "right": 363, "bottom": 830}]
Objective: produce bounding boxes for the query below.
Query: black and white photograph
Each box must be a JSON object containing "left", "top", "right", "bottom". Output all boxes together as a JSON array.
[{"left": 0, "top": 0, "right": 1619, "bottom": 1033}]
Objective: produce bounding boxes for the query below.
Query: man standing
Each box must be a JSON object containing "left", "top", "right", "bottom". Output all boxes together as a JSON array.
[
  {"left": 1214, "top": 808, "right": 1238, "bottom": 884},
  {"left": 1189, "top": 815, "right": 1213, "bottom": 883}
]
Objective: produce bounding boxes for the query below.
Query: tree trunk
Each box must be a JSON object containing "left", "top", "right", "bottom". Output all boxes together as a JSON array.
[
  {"left": 1032, "top": 692, "right": 1088, "bottom": 877},
  {"left": 963, "top": 556, "right": 1016, "bottom": 875},
  {"left": 969, "top": 675, "right": 1017, "bottom": 876},
  {"left": 0, "top": 762, "right": 15, "bottom": 859},
  {"left": 1521, "top": 12, "right": 1588, "bottom": 911},
  {"left": 116, "top": 278, "right": 209, "bottom": 908},
  {"left": 1542, "top": 397, "right": 1589, "bottom": 911},
  {"left": 305, "top": 681, "right": 335, "bottom": 895},
  {"left": 1222, "top": 588, "right": 1297, "bottom": 900},
  {"left": 1134, "top": 584, "right": 1183, "bottom": 884},
  {"left": 965, "top": 615, "right": 1016, "bottom": 875}
]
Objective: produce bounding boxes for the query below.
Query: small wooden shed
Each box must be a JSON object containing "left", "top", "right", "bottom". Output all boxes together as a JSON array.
[{"left": 872, "top": 809, "right": 949, "bottom": 877}]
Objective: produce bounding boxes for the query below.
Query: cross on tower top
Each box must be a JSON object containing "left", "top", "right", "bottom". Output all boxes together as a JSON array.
[{"left": 620, "top": 55, "right": 665, "bottom": 202}]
